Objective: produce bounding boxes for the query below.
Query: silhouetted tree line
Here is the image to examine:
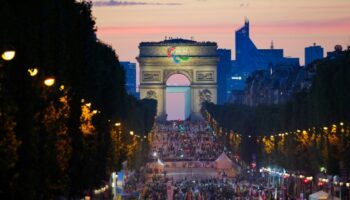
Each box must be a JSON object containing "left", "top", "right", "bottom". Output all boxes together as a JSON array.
[
  {"left": 204, "top": 51, "right": 350, "bottom": 175},
  {"left": 0, "top": 0, "right": 156, "bottom": 199}
]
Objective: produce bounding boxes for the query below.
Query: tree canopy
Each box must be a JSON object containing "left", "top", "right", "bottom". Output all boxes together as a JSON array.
[{"left": 0, "top": 1, "right": 157, "bottom": 199}]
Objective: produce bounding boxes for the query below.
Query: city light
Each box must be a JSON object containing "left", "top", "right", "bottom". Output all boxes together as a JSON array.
[
  {"left": 153, "top": 151, "right": 157, "bottom": 157},
  {"left": 231, "top": 76, "right": 242, "bottom": 80},
  {"left": 44, "top": 77, "right": 55, "bottom": 86},
  {"left": 115, "top": 122, "right": 121, "bottom": 127},
  {"left": 59, "top": 85, "right": 65, "bottom": 91},
  {"left": 28, "top": 68, "right": 38, "bottom": 76},
  {"left": 1, "top": 50, "right": 15, "bottom": 61},
  {"left": 130, "top": 131, "right": 134, "bottom": 136}
]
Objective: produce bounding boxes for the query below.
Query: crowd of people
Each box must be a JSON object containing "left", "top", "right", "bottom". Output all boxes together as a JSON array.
[
  {"left": 141, "top": 175, "right": 284, "bottom": 200},
  {"left": 149, "top": 120, "right": 224, "bottom": 161},
  {"left": 125, "top": 120, "right": 290, "bottom": 199}
]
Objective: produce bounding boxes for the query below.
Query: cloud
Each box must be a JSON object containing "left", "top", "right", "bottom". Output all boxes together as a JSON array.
[
  {"left": 92, "top": 0, "right": 181, "bottom": 7},
  {"left": 96, "top": 25, "right": 233, "bottom": 36}
]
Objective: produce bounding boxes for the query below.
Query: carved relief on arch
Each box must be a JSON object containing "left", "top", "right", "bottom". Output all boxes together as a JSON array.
[
  {"left": 199, "top": 88, "right": 212, "bottom": 104},
  {"left": 145, "top": 90, "right": 157, "bottom": 99},
  {"left": 163, "top": 69, "right": 193, "bottom": 84}
]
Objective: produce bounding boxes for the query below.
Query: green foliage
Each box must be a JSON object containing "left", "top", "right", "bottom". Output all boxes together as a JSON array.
[
  {"left": 204, "top": 51, "right": 350, "bottom": 175},
  {"left": 0, "top": 0, "right": 157, "bottom": 199}
]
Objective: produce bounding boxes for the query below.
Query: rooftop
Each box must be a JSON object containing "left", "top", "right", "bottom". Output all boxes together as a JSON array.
[{"left": 140, "top": 38, "right": 217, "bottom": 46}]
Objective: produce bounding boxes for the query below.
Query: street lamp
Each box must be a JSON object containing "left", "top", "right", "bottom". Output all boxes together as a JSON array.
[
  {"left": 115, "top": 122, "right": 121, "bottom": 127},
  {"left": 1, "top": 50, "right": 15, "bottom": 61},
  {"left": 129, "top": 131, "right": 134, "bottom": 136},
  {"left": 339, "top": 182, "right": 343, "bottom": 199},
  {"left": 27, "top": 68, "right": 38, "bottom": 76},
  {"left": 44, "top": 77, "right": 55, "bottom": 86}
]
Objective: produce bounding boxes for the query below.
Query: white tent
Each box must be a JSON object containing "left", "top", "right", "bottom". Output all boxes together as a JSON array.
[
  {"left": 309, "top": 191, "right": 329, "bottom": 200},
  {"left": 215, "top": 152, "right": 233, "bottom": 169}
]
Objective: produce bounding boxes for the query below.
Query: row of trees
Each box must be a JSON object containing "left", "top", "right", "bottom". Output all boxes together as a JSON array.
[
  {"left": 0, "top": 0, "right": 156, "bottom": 199},
  {"left": 204, "top": 51, "right": 350, "bottom": 175}
]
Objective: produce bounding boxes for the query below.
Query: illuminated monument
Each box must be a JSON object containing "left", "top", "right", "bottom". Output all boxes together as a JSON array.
[{"left": 137, "top": 38, "right": 218, "bottom": 120}]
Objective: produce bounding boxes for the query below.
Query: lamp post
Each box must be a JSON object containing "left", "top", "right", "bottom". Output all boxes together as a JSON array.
[
  {"left": 0, "top": 48, "right": 16, "bottom": 134},
  {"left": 1, "top": 50, "right": 15, "bottom": 61},
  {"left": 306, "top": 176, "right": 313, "bottom": 198},
  {"left": 44, "top": 77, "right": 55, "bottom": 87},
  {"left": 28, "top": 68, "right": 38, "bottom": 77},
  {"left": 339, "top": 182, "right": 343, "bottom": 200}
]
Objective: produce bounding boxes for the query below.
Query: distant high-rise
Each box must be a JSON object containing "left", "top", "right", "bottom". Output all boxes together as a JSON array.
[
  {"left": 217, "top": 49, "right": 231, "bottom": 104},
  {"left": 120, "top": 61, "right": 138, "bottom": 98},
  {"left": 235, "top": 19, "right": 259, "bottom": 67},
  {"left": 305, "top": 43, "right": 323, "bottom": 66},
  {"left": 229, "top": 20, "right": 300, "bottom": 93}
]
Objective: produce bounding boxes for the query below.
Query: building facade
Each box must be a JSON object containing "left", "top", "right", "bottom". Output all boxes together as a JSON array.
[
  {"left": 137, "top": 38, "right": 218, "bottom": 120},
  {"left": 228, "top": 20, "right": 300, "bottom": 102},
  {"left": 120, "top": 61, "right": 138, "bottom": 98},
  {"left": 305, "top": 43, "right": 324, "bottom": 66},
  {"left": 217, "top": 49, "right": 231, "bottom": 104}
]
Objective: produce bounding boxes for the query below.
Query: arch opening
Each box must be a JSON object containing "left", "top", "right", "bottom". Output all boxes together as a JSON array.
[{"left": 165, "top": 74, "right": 191, "bottom": 120}]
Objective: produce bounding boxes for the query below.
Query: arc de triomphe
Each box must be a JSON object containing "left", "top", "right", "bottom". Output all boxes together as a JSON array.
[{"left": 137, "top": 38, "right": 218, "bottom": 120}]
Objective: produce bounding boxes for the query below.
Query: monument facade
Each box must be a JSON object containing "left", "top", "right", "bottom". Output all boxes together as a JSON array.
[{"left": 137, "top": 38, "right": 218, "bottom": 120}]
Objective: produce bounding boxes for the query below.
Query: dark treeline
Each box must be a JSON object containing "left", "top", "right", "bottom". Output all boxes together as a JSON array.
[
  {"left": 0, "top": 0, "right": 156, "bottom": 199},
  {"left": 204, "top": 51, "right": 350, "bottom": 175}
]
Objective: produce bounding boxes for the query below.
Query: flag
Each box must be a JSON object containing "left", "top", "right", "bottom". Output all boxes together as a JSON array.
[{"left": 167, "top": 181, "right": 174, "bottom": 200}]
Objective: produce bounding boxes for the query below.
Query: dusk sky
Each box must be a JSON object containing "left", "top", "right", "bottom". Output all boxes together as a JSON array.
[
  {"left": 92, "top": 0, "right": 350, "bottom": 63},
  {"left": 92, "top": 0, "right": 350, "bottom": 119}
]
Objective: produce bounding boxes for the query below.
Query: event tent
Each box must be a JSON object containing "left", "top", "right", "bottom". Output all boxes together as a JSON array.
[
  {"left": 215, "top": 152, "right": 233, "bottom": 169},
  {"left": 309, "top": 191, "right": 329, "bottom": 200}
]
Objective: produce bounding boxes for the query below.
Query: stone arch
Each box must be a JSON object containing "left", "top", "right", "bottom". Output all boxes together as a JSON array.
[
  {"left": 166, "top": 73, "right": 191, "bottom": 86},
  {"left": 163, "top": 69, "right": 193, "bottom": 85},
  {"left": 137, "top": 38, "right": 218, "bottom": 121}
]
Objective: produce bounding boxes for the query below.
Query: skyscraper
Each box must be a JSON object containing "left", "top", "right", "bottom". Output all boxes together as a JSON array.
[
  {"left": 305, "top": 43, "right": 324, "bottom": 66},
  {"left": 217, "top": 49, "right": 231, "bottom": 104},
  {"left": 229, "top": 20, "right": 300, "bottom": 93},
  {"left": 120, "top": 61, "right": 138, "bottom": 98}
]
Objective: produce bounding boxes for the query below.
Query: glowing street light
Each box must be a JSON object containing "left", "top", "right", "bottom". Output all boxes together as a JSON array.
[
  {"left": 130, "top": 131, "right": 134, "bottom": 136},
  {"left": 28, "top": 68, "right": 38, "bottom": 76},
  {"left": 44, "top": 77, "right": 55, "bottom": 86},
  {"left": 115, "top": 122, "right": 121, "bottom": 127},
  {"left": 153, "top": 151, "right": 157, "bottom": 157},
  {"left": 1, "top": 50, "right": 15, "bottom": 61}
]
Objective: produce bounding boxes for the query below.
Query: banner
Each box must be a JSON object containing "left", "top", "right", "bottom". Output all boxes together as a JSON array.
[{"left": 167, "top": 181, "right": 174, "bottom": 200}]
